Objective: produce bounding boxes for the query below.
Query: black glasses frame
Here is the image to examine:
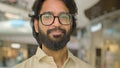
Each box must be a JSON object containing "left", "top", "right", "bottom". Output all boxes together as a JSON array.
[{"left": 38, "top": 12, "right": 73, "bottom": 26}]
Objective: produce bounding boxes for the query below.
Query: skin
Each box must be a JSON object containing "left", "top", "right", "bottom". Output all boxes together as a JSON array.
[{"left": 34, "top": 0, "right": 72, "bottom": 68}]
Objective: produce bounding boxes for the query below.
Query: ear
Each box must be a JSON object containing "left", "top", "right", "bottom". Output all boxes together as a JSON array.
[{"left": 34, "top": 19, "right": 39, "bottom": 33}]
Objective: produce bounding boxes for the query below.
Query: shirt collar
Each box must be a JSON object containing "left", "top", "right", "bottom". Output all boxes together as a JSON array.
[
  {"left": 35, "top": 47, "right": 48, "bottom": 61},
  {"left": 35, "top": 47, "right": 75, "bottom": 62},
  {"left": 68, "top": 50, "right": 75, "bottom": 60}
]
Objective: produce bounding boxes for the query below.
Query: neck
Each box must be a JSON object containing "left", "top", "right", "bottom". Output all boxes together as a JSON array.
[{"left": 42, "top": 44, "right": 68, "bottom": 68}]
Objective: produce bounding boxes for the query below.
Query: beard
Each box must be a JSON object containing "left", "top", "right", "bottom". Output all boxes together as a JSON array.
[{"left": 37, "top": 27, "right": 71, "bottom": 51}]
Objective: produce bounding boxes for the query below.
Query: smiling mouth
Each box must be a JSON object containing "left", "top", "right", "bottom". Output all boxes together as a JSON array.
[
  {"left": 51, "top": 30, "right": 63, "bottom": 35},
  {"left": 47, "top": 27, "right": 66, "bottom": 39},
  {"left": 49, "top": 30, "right": 64, "bottom": 40},
  {"left": 54, "top": 35, "right": 62, "bottom": 38}
]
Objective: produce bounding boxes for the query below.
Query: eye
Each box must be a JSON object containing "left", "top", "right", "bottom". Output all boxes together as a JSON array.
[
  {"left": 60, "top": 13, "right": 70, "bottom": 19},
  {"left": 60, "top": 14, "right": 70, "bottom": 21},
  {"left": 41, "top": 13, "right": 54, "bottom": 25},
  {"left": 43, "top": 14, "right": 52, "bottom": 19}
]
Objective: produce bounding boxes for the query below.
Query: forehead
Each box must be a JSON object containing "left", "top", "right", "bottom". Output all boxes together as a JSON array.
[{"left": 40, "top": 0, "right": 69, "bottom": 14}]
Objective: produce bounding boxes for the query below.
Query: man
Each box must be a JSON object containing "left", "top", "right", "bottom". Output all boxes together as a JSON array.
[{"left": 14, "top": 0, "right": 93, "bottom": 68}]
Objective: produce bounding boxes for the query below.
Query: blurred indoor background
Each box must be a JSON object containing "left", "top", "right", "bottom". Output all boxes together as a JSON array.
[{"left": 0, "top": 0, "right": 120, "bottom": 68}]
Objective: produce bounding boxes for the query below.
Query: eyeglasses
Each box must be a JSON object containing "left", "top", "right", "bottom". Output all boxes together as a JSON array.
[{"left": 38, "top": 12, "right": 73, "bottom": 26}]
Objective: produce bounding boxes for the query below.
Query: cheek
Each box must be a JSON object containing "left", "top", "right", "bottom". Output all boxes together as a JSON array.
[
  {"left": 64, "top": 25, "right": 71, "bottom": 33},
  {"left": 39, "top": 23, "right": 48, "bottom": 34}
]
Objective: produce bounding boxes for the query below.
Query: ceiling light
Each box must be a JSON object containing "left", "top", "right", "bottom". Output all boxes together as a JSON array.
[
  {"left": 91, "top": 23, "right": 102, "bottom": 32},
  {"left": 11, "top": 43, "right": 21, "bottom": 49}
]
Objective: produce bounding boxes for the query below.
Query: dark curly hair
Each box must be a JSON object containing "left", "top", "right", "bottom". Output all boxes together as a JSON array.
[{"left": 29, "top": 0, "right": 78, "bottom": 47}]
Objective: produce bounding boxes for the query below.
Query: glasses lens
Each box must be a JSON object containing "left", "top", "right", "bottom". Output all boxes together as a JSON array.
[
  {"left": 59, "top": 13, "right": 71, "bottom": 25},
  {"left": 41, "top": 13, "right": 54, "bottom": 25}
]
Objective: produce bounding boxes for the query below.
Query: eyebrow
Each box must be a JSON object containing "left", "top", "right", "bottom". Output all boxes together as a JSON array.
[{"left": 40, "top": 11, "right": 69, "bottom": 15}]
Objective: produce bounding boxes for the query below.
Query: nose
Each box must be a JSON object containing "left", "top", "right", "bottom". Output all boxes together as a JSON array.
[{"left": 53, "top": 17, "right": 61, "bottom": 27}]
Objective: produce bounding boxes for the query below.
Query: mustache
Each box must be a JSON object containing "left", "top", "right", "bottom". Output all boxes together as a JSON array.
[{"left": 47, "top": 27, "right": 66, "bottom": 35}]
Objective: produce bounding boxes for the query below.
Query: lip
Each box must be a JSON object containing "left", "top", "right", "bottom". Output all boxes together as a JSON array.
[{"left": 50, "top": 30, "right": 63, "bottom": 35}]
